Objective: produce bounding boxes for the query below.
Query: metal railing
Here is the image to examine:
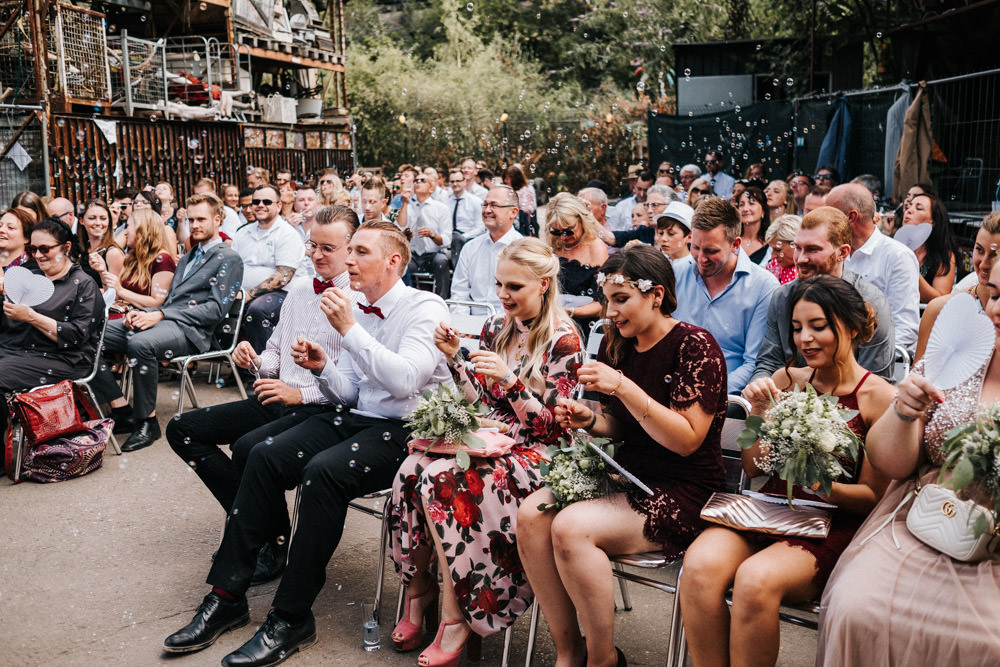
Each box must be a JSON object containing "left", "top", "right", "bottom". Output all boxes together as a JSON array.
[{"left": 108, "top": 31, "right": 168, "bottom": 115}]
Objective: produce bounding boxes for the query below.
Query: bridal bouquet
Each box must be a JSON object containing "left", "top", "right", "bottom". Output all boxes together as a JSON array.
[
  {"left": 938, "top": 402, "right": 1000, "bottom": 536},
  {"left": 738, "top": 383, "right": 863, "bottom": 507},
  {"left": 407, "top": 384, "right": 486, "bottom": 470},
  {"left": 538, "top": 430, "right": 617, "bottom": 511}
]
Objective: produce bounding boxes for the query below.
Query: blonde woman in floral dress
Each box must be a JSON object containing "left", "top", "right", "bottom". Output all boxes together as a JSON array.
[{"left": 389, "top": 237, "right": 584, "bottom": 667}]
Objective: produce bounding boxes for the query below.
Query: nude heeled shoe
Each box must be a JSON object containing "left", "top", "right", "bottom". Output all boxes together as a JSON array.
[
  {"left": 417, "top": 619, "right": 482, "bottom": 667},
  {"left": 391, "top": 584, "right": 439, "bottom": 652}
]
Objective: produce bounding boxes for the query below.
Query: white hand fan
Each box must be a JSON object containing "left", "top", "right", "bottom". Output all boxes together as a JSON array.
[
  {"left": 923, "top": 292, "right": 994, "bottom": 389},
  {"left": 4, "top": 266, "right": 55, "bottom": 307},
  {"left": 894, "top": 223, "right": 933, "bottom": 251}
]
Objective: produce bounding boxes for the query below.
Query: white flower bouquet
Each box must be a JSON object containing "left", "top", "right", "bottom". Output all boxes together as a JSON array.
[
  {"left": 407, "top": 384, "right": 487, "bottom": 470},
  {"left": 738, "top": 383, "right": 863, "bottom": 507},
  {"left": 538, "top": 430, "right": 618, "bottom": 511},
  {"left": 939, "top": 402, "right": 1000, "bottom": 536}
]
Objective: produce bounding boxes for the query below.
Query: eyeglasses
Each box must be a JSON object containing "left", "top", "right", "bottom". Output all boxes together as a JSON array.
[
  {"left": 305, "top": 240, "right": 341, "bottom": 254},
  {"left": 448, "top": 179, "right": 465, "bottom": 185},
  {"left": 117, "top": 200, "right": 133, "bottom": 207},
  {"left": 549, "top": 227, "right": 577, "bottom": 237},
  {"left": 814, "top": 173, "right": 833, "bottom": 181},
  {"left": 482, "top": 202, "right": 515, "bottom": 210},
  {"left": 251, "top": 199, "right": 275, "bottom": 207},
  {"left": 704, "top": 159, "right": 719, "bottom": 166},
  {"left": 28, "top": 243, "right": 64, "bottom": 256},
  {"left": 691, "top": 188, "right": 711, "bottom": 195},
  {"left": 54, "top": 210, "right": 74, "bottom": 220},
  {"left": 644, "top": 201, "right": 667, "bottom": 209},
  {"left": 658, "top": 168, "right": 673, "bottom": 175}
]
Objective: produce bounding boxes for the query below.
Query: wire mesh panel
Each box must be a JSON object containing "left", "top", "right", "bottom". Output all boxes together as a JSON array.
[
  {"left": 50, "top": 3, "right": 111, "bottom": 105},
  {"left": 0, "top": 108, "right": 47, "bottom": 203},
  {"left": 0, "top": 1, "right": 38, "bottom": 103},
  {"left": 108, "top": 33, "right": 167, "bottom": 114}
]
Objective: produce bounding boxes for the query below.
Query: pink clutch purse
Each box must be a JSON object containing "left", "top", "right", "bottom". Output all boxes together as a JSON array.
[{"left": 408, "top": 429, "right": 517, "bottom": 458}]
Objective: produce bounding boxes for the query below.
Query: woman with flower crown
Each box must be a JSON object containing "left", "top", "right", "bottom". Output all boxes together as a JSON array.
[
  {"left": 388, "top": 237, "right": 584, "bottom": 667},
  {"left": 517, "top": 244, "right": 729, "bottom": 667}
]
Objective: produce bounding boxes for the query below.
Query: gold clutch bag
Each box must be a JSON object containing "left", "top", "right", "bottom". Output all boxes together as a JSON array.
[{"left": 700, "top": 491, "right": 833, "bottom": 539}]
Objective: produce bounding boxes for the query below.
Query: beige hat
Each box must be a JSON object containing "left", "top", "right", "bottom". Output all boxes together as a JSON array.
[{"left": 627, "top": 164, "right": 642, "bottom": 179}]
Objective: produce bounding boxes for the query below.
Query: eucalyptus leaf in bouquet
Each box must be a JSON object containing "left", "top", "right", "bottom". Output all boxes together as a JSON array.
[
  {"left": 938, "top": 402, "right": 1000, "bottom": 537},
  {"left": 739, "top": 383, "right": 863, "bottom": 507},
  {"left": 538, "top": 430, "right": 618, "bottom": 511},
  {"left": 407, "top": 384, "right": 486, "bottom": 470}
]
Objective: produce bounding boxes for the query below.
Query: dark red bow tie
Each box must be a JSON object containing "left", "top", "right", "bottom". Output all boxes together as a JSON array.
[
  {"left": 359, "top": 303, "right": 385, "bottom": 319},
  {"left": 313, "top": 278, "right": 334, "bottom": 294}
]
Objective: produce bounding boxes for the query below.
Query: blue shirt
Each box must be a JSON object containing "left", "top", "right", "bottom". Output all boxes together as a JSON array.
[{"left": 673, "top": 248, "right": 779, "bottom": 393}]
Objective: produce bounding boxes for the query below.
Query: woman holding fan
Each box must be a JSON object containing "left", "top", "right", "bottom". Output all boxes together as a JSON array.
[
  {"left": 517, "top": 245, "right": 728, "bottom": 667},
  {"left": 388, "top": 237, "right": 583, "bottom": 667},
  {"left": 680, "top": 275, "right": 894, "bottom": 667}
]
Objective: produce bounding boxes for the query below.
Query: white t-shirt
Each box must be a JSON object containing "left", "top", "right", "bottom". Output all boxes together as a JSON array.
[{"left": 232, "top": 218, "right": 307, "bottom": 289}]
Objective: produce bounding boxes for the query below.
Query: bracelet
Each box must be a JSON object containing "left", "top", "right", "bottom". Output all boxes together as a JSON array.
[
  {"left": 892, "top": 399, "right": 917, "bottom": 423},
  {"left": 609, "top": 370, "right": 625, "bottom": 396},
  {"left": 638, "top": 396, "right": 652, "bottom": 423},
  {"left": 584, "top": 411, "right": 598, "bottom": 430}
]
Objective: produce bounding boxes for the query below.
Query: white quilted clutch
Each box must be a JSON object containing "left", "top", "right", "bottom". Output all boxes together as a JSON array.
[{"left": 906, "top": 483, "right": 999, "bottom": 562}]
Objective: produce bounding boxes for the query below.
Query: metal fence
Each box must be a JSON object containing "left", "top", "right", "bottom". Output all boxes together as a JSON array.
[
  {"left": 49, "top": 3, "right": 111, "bottom": 106},
  {"left": 0, "top": 0, "right": 38, "bottom": 103},
  {"left": 0, "top": 105, "right": 48, "bottom": 204},
  {"left": 108, "top": 32, "right": 168, "bottom": 115}
]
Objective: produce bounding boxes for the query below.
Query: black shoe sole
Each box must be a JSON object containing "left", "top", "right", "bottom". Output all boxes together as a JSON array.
[
  {"left": 162, "top": 611, "right": 251, "bottom": 654},
  {"left": 121, "top": 439, "right": 156, "bottom": 453}
]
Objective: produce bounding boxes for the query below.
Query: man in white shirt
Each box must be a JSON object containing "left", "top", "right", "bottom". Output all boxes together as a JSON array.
[
  {"left": 608, "top": 170, "right": 653, "bottom": 230},
  {"left": 446, "top": 167, "right": 485, "bottom": 262},
  {"left": 289, "top": 187, "right": 319, "bottom": 241},
  {"left": 402, "top": 172, "right": 452, "bottom": 298},
  {"left": 462, "top": 156, "right": 489, "bottom": 199},
  {"left": 166, "top": 207, "right": 361, "bottom": 584},
  {"left": 703, "top": 150, "right": 736, "bottom": 201},
  {"left": 233, "top": 184, "right": 307, "bottom": 351},
  {"left": 577, "top": 186, "right": 614, "bottom": 237},
  {"left": 829, "top": 182, "right": 920, "bottom": 352},
  {"left": 164, "top": 220, "right": 450, "bottom": 666},
  {"left": 678, "top": 164, "right": 702, "bottom": 202},
  {"left": 450, "top": 185, "right": 522, "bottom": 314}
]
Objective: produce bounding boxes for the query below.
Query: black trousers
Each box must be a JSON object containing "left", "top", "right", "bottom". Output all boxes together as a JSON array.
[
  {"left": 206, "top": 411, "right": 409, "bottom": 616},
  {"left": 243, "top": 291, "right": 287, "bottom": 353},
  {"left": 166, "top": 396, "right": 330, "bottom": 514}
]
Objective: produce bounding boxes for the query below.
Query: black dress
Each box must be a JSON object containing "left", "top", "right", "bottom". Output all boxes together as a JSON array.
[{"left": 558, "top": 256, "right": 601, "bottom": 333}]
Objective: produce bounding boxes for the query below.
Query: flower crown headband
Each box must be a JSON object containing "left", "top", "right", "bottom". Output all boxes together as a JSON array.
[{"left": 596, "top": 272, "right": 654, "bottom": 293}]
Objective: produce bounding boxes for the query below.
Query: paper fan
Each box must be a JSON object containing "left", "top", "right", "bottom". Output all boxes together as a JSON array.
[
  {"left": 923, "top": 292, "right": 994, "bottom": 389},
  {"left": 894, "top": 223, "right": 933, "bottom": 251},
  {"left": 4, "top": 266, "right": 55, "bottom": 307}
]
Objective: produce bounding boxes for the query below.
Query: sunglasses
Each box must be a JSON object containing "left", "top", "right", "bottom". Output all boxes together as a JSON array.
[
  {"left": 814, "top": 173, "right": 833, "bottom": 181},
  {"left": 549, "top": 227, "right": 577, "bottom": 237},
  {"left": 414, "top": 177, "right": 428, "bottom": 183},
  {"left": 251, "top": 198, "right": 275, "bottom": 206},
  {"left": 658, "top": 168, "right": 673, "bottom": 175},
  {"left": 319, "top": 179, "right": 335, "bottom": 185},
  {"left": 691, "top": 188, "right": 711, "bottom": 195},
  {"left": 449, "top": 179, "right": 465, "bottom": 184},
  {"left": 28, "top": 243, "right": 65, "bottom": 255}
]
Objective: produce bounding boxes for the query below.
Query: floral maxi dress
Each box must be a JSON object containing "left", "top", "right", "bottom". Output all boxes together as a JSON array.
[{"left": 389, "top": 315, "right": 584, "bottom": 636}]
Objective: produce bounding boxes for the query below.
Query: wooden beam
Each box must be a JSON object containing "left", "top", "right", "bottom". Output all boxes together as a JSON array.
[
  {"left": 0, "top": 8, "right": 19, "bottom": 43},
  {"left": 0, "top": 111, "right": 40, "bottom": 161},
  {"left": 246, "top": 47, "right": 345, "bottom": 72}
]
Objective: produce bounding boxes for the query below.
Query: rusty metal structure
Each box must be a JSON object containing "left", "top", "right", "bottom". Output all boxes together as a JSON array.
[{"left": 0, "top": 0, "right": 353, "bottom": 203}]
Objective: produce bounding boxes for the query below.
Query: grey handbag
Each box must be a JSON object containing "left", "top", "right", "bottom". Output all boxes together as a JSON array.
[{"left": 700, "top": 491, "right": 833, "bottom": 539}]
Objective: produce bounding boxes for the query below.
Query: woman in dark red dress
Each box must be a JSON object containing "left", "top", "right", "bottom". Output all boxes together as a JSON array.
[
  {"left": 679, "top": 275, "right": 895, "bottom": 667},
  {"left": 517, "top": 245, "right": 729, "bottom": 667}
]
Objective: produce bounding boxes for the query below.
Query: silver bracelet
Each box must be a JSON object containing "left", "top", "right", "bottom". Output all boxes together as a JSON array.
[{"left": 892, "top": 399, "right": 917, "bottom": 423}]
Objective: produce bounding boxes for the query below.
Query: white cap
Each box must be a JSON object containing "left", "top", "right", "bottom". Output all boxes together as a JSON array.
[{"left": 656, "top": 201, "right": 695, "bottom": 233}]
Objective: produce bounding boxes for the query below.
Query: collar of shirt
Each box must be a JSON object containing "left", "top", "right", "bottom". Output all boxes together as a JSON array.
[
  {"left": 488, "top": 227, "right": 522, "bottom": 247},
  {"left": 197, "top": 238, "right": 224, "bottom": 253},
  {"left": 364, "top": 278, "right": 407, "bottom": 319},
  {"left": 853, "top": 227, "right": 884, "bottom": 257}
]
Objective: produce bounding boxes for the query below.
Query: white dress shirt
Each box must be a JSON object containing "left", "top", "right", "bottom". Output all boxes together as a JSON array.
[
  {"left": 467, "top": 182, "right": 489, "bottom": 200},
  {"left": 257, "top": 270, "right": 361, "bottom": 404},
  {"left": 316, "top": 279, "right": 452, "bottom": 419},
  {"left": 447, "top": 192, "right": 485, "bottom": 237},
  {"left": 450, "top": 227, "right": 523, "bottom": 314},
  {"left": 232, "top": 218, "right": 307, "bottom": 289},
  {"left": 708, "top": 171, "right": 736, "bottom": 200},
  {"left": 607, "top": 196, "right": 638, "bottom": 231},
  {"left": 405, "top": 196, "right": 452, "bottom": 255},
  {"left": 844, "top": 227, "right": 920, "bottom": 351}
]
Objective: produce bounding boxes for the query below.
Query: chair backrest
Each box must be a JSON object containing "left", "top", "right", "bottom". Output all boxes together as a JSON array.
[
  {"left": 892, "top": 344, "right": 911, "bottom": 385},
  {"left": 721, "top": 395, "right": 751, "bottom": 493},
  {"left": 585, "top": 319, "right": 607, "bottom": 361},
  {"left": 446, "top": 300, "right": 496, "bottom": 352},
  {"left": 212, "top": 289, "right": 247, "bottom": 352},
  {"left": 80, "top": 288, "right": 117, "bottom": 383}
]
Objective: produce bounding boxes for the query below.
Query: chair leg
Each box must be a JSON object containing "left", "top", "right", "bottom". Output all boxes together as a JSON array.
[
  {"left": 79, "top": 382, "right": 122, "bottom": 455},
  {"left": 372, "top": 495, "right": 392, "bottom": 623},
  {"left": 614, "top": 561, "right": 633, "bottom": 611},
  {"left": 229, "top": 356, "right": 248, "bottom": 400},
  {"left": 523, "top": 599, "right": 540, "bottom": 667},
  {"left": 11, "top": 422, "right": 25, "bottom": 481},
  {"left": 666, "top": 566, "right": 685, "bottom": 667}
]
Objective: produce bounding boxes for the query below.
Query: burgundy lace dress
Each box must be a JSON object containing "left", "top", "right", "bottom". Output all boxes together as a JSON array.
[{"left": 597, "top": 321, "right": 728, "bottom": 557}]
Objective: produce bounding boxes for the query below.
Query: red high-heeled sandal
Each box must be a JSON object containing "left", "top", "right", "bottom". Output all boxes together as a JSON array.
[
  {"left": 417, "top": 620, "right": 481, "bottom": 667},
  {"left": 391, "top": 584, "right": 440, "bottom": 652}
]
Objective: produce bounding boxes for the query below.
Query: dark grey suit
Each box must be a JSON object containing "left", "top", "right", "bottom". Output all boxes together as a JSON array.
[{"left": 97, "top": 241, "right": 244, "bottom": 417}]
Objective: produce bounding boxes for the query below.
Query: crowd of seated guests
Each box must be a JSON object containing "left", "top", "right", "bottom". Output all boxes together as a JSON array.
[{"left": 3, "top": 153, "right": 998, "bottom": 667}]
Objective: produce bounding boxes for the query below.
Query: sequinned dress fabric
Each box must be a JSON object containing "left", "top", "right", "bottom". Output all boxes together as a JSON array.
[
  {"left": 389, "top": 315, "right": 584, "bottom": 636},
  {"left": 818, "top": 358, "right": 1000, "bottom": 666},
  {"left": 598, "top": 321, "right": 728, "bottom": 558}
]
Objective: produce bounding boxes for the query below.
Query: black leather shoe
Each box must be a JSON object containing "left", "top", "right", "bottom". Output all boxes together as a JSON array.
[
  {"left": 222, "top": 610, "right": 316, "bottom": 666},
  {"left": 163, "top": 592, "right": 250, "bottom": 654},
  {"left": 121, "top": 417, "right": 161, "bottom": 452},
  {"left": 112, "top": 415, "right": 137, "bottom": 434},
  {"left": 250, "top": 541, "right": 288, "bottom": 586}
]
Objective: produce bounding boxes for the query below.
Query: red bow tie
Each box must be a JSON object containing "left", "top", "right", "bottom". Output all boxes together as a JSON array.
[
  {"left": 359, "top": 303, "right": 385, "bottom": 319},
  {"left": 313, "top": 278, "right": 334, "bottom": 294}
]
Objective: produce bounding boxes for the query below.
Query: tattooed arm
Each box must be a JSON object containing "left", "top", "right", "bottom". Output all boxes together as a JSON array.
[{"left": 246, "top": 265, "right": 296, "bottom": 301}]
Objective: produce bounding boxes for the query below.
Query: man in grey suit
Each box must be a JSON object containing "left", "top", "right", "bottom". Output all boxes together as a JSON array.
[
  {"left": 96, "top": 193, "right": 245, "bottom": 452},
  {"left": 751, "top": 206, "right": 895, "bottom": 383}
]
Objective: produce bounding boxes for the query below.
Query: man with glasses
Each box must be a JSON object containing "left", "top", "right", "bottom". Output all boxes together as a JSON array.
[
  {"left": 46, "top": 197, "right": 78, "bottom": 234},
  {"left": 167, "top": 206, "right": 361, "bottom": 585},
  {"left": 703, "top": 149, "right": 735, "bottom": 200},
  {"left": 655, "top": 161, "right": 677, "bottom": 188},
  {"left": 93, "top": 193, "right": 245, "bottom": 452},
  {"left": 233, "top": 184, "right": 307, "bottom": 352},
  {"left": 813, "top": 164, "right": 840, "bottom": 194},
  {"left": 402, "top": 172, "right": 451, "bottom": 298},
  {"left": 446, "top": 167, "right": 485, "bottom": 262},
  {"left": 609, "top": 169, "right": 654, "bottom": 230},
  {"left": 451, "top": 185, "right": 522, "bottom": 314},
  {"left": 238, "top": 188, "right": 256, "bottom": 226},
  {"left": 787, "top": 171, "right": 813, "bottom": 215},
  {"left": 112, "top": 186, "right": 138, "bottom": 234},
  {"left": 678, "top": 164, "right": 702, "bottom": 200}
]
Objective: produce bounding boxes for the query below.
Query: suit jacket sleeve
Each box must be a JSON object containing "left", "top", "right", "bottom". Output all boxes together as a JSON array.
[
  {"left": 751, "top": 288, "right": 786, "bottom": 383},
  {"left": 161, "top": 248, "right": 245, "bottom": 335}
]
